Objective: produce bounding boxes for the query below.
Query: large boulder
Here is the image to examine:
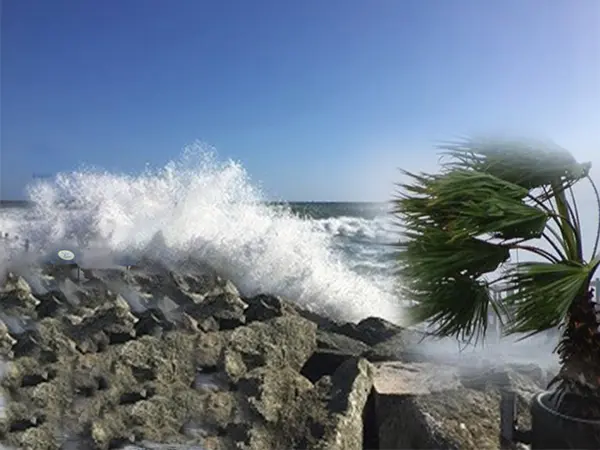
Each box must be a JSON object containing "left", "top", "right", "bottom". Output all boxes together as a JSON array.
[
  {"left": 243, "top": 294, "right": 299, "bottom": 323},
  {"left": 220, "top": 315, "right": 317, "bottom": 383},
  {"left": 301, "top": 329, "right": 370, "bottom": 383},
  {"left": 230, "top": 357, "right": 374, "bottom": 450},
  {"left": 314, "top": 357, "right": 374, "bottom": 450},
  {"left": 335, "top": 316, "right": 405, "bottom": 346},
  {"left": 372, "top": 361, "right": 543, "bottom": 449},
  {"left": 183, "top": 292, "right": 247, "bottom": 330}
]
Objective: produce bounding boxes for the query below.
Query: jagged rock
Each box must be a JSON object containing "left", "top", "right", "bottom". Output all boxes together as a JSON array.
[
  {"left": 192, "top": 368, "right": 229, "bottom": 394},
  {"left": 0, "top": 319, "right": 16, "bottom": 358},
  {"left": 134, "top": 308, "right": 177, "bottom": 338},
  {"left": 34, "top": 290, "right": 71, "bottom": 319},
  {"left": 0, "top": 276, "right": 41, "bottom": 316},
  {"left": 228, "top": 357, "right": 374, "bottom": 450},
  {"left": 75, "top": 295, "right": 138, "bottom": 334},
  {"left": 335, "top": 316, "right": 404, "bottom": 346},
  {"left": 1, "top": 275, "right": 33, "bottom": 296},
  {"left": 170, "top": 265, "right": 240, "bottom": 299},
  {"left": 116, "top": 333, "right": 196, "bottom": 388},
  {"left": 8, "top": 317, "right": 75, "bottom": 361},
  {"left": 372, "top": 361, "right": 541, "bottom": 450},
  {"left": 221, "top": 315, "right": 317, "bottom": 383},
  {"left": 121, "top": 268, "right": 198, "bottom": 311},
  {"left": 196, "top": 331, "right": 229, "bottom": 369},
  {"left": 316, "top": 329, "right": 371, "bottom": 355},
  {"left": 243, "top": 294, "right": 298, "bottom": 323},
  {"left": 67, "top": 296, "right": 139, "bottom": 353},
  {"left": 184, "top": 293, "right": 247, "bottom": 330},
  {"left": 11, "top": 328, "right": 41, "bottom": 359},
  {"left": 313, "top": 357, "right": 375, "bottom": 450},
  {"left": 301, "top": 329, "right": 370, "bottom": 383},
  {"left": 65, "top": 277, "right": 121, "bottom": 310},
  {"left": 36, "top": 317, "right": 78, "bottom": 356},
  {"left": 238, "top": 366, "right": 314, "bottom": 423}
]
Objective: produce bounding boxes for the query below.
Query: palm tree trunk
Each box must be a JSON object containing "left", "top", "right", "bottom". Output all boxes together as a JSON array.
[{"left": 551, "top": 288, "right": 600, "bottom": 418}]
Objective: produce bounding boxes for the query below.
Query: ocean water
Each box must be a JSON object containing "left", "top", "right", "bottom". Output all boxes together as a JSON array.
[{"left": 0, "top": 147, "right": 403, "bottom": 324}]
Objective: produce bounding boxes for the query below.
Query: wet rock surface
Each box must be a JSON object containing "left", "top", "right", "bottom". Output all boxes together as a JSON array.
[{"left": 0, "top": 262, "right": 550, "bottom": 449}]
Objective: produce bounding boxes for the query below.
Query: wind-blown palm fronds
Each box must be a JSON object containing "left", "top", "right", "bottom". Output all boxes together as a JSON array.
[{"left": 393, "top": 137, "right": 600, "bottom": 414}]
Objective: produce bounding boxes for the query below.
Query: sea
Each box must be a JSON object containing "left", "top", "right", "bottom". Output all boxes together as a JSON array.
[
  {"left": 0, "top": 147, "right": 561, "bottom": 383},
  {"left": 0, "top": 149, "right": 403, "bottom": 325}
]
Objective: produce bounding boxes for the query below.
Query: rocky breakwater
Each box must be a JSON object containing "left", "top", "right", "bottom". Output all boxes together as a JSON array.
[
  {"left": 0, "top": 261, "right": 373, "bottom": 450},
  {"left": 0, "top": 260, "right": 553, "bottom": 449}
]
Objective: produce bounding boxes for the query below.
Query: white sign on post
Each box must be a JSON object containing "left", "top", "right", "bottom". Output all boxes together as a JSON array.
[{"left": 57, "top": 250, "right": 76, "bottom": 261}]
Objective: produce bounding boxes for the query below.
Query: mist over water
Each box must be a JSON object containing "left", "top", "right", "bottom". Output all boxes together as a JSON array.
[
  {"left": 0, "top": 145, "right": 402, "bottom": 324},
  {"left": 418, "top": 332, "right": 560, "bottom": 374}
]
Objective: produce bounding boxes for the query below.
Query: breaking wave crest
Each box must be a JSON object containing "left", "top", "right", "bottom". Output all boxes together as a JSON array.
[{"left": 0, "top": 143, "right": 402, "bottom": 324}]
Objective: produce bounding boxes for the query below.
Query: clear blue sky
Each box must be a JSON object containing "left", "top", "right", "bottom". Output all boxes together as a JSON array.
[{"left": 2, "top": 0, "right": 599, "bottom": 201}]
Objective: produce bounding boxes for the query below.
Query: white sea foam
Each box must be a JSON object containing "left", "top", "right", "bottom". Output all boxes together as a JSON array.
[
  {"left": 311, "top": 215, "right": 397, "bottom": 245},
  {"left": 0, "top": 144, "right": 402, "bottom": 324}
]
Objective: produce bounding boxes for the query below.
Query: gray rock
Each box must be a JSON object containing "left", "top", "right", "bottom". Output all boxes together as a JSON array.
[
  {"left": 301, "top": 329, "right": 370, "bottom": 383},
  {"left": 314, "top": 357, "right": 374, "bottom": 450},
  {"left": 243, "top": 294, "right": 298, "bottom": 323},
  {"left": 336, "top": 316, "right": 404, "bottom": 346},
  {"left": 220, "top": 315, "right": 317, "bottom": 383},
  {"left": 184, "top": 293, "right": 247, "bottom": 330},
  {"left": 228, "top": 357, "right": 374, "bottom": 450},
  {"left": 372, "top": 361, "right": 542, "bottom": 450},
  {"left": 316, "top": 329, "right": 371, "bottom": 354},
  {"left": 169, "top": 264, "right": 240, "bottom": 299},
  {"left": 0, "top": 276, "right": 40, "bottom": 317},
  {"left": 196, "top": 331, "right": 229, "bottom": 369},
  {"left": 0, "top": 319, "right": 16, "bottom": 359},
  {"left": 238, "top": 366, "right": 314, "bottom": 423}
]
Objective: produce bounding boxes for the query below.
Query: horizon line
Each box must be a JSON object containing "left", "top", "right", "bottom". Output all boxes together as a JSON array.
[{"left": 0, "top": 199, "right": 391, "bottom": 205}]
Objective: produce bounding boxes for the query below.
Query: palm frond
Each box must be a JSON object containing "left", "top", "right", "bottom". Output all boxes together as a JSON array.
[
  {"left": 398, "top": 228, "right": 510, "bottom": 279},
  {"left": 404, "top": 276, "right": 499, "bottom": 343},
  {"left": 395, "top": 169, "right": 550, "bottom": 242},
  {"left": 437, "top": 138, "right": 591, "bottom": 195},
  {"left": 396, "top": 224, "right": 511, "bottom": 339},
  {"left": 502, "top": 261, "right": 597, "bottom": 335},
  {"left": 393, "top": 137, "right": 598, "bottom": 342}
]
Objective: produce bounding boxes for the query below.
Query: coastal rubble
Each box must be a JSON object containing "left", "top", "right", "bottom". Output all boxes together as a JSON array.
[{"left": 0, "top": 262, "right": 548, "bottom": 449}]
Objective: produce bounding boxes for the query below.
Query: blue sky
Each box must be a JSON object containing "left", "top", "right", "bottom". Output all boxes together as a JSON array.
[{"left": 2, "top": 0, "right": 599, "bottom": 201}]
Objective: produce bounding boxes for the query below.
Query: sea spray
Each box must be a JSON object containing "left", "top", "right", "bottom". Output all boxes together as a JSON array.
[
  {"left": 415, "top": 332, "right": 560, "bottom": 374},
  {"left": 0, "top": 143, "right": 402, "bottom": 324}
]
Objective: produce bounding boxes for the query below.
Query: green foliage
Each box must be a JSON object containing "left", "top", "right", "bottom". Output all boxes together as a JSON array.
[
  {"left": 396, "top": 168, "right": 549, "bottom": 241},
  {"left": 438, "top": 138, "right": 591, "bottom": 193},
  {"left": 503, "top": 259, "right": 600, "bottom": 334},
  {"left": 393, "top": 137, "right": 600, "bottom": 341}
]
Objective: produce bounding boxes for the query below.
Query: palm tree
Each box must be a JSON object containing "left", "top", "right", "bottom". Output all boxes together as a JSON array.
[{"left": 393, "top": 137, "right": 600, "bottom": 418}]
